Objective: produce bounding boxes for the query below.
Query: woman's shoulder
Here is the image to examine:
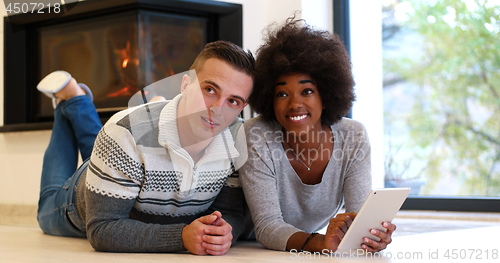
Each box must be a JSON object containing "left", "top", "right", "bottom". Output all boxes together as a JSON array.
[
  {"left": 331, "top": 118, "right": 369, "bottom": 144},
  {"left": 332, "top": 117, "right": 367, "bottom": 132}
]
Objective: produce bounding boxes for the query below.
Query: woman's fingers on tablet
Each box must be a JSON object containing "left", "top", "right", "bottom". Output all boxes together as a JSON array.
[
  {"left": 333, "top": 213, "right": 354, "bottom": 229},
  {"left": 335, "top": 227, "right": 346, "bottom": 239},
  {"left": 362, "top": 236, "right": 386, "bottom": 252},
  {"left": 335, "top": 212, "right": 356, "bottom": 220},
  {"left": 371, "top": 229, "right": 392, "bottom": 245},
  {"left": 328, "top": 220, "right": 348, "bottom": 234},
  {"left": 345, "top": 212, "right": 357, "bottom": 220},
  {"left": 345, "top": 217, "right": 353, "bottom": 228},
  {"left": 360, "top": 227, "right": 394, "bottom": 252},
  {"left": 361, "top": 241, "right": 380, "bottom": 253},
  {"left": 383, "top": 222, "right": 397, "bottom": 233}
]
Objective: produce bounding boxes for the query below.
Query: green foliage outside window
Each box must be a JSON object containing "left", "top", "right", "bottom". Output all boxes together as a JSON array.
[{"left": 383, "top": 0, "right": 500, "bottom": 196}]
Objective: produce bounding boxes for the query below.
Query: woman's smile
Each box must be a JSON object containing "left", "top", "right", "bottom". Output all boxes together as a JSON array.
[{"left": 287, "top": 113, "right": 309, "bottom": 122}]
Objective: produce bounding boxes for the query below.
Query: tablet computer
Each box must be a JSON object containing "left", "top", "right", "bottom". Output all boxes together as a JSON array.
[{"left": 336, "top": 188, "right": 411, "bottom": 251}]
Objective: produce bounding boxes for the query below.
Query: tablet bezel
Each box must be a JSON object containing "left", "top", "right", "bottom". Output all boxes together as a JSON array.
[{"left": 336, "top": 187, "right": 411, "bottom": 251}]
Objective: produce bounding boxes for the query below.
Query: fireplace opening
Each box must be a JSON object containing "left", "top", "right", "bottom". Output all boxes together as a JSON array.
[
  {"left": 37, "top": 10, "right": 206, "bottom": 121},
  {"left": 2, "top": 0, "right": 242, "bottom": 131}
]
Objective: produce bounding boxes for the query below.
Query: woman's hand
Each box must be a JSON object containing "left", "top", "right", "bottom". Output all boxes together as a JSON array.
[
  {"left": 311, "top": 212, "right": 357, "bottom": 252},
  {"left": 361, "top": 222, "right": 396, "bottom": 252}
]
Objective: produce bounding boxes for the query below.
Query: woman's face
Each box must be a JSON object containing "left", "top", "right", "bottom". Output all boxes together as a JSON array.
[{"left": 273, "top": 73, "right": 323, "bottom": 135}]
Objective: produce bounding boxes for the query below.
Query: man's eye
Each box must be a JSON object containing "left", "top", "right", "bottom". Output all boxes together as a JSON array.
[
  {"left": 205, "top": 87, "right": 215, "bottom": 94},
  {"left": 228, "top": 99, "right": 240, "bottom": 106}
]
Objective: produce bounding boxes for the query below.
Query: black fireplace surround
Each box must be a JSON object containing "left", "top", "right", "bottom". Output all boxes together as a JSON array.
[{"left": 2, "top": 0, "right": 243, "bottom": 132}]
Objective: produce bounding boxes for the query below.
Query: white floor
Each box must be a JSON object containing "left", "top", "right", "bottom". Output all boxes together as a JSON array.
[
  {"left": 2, "top": 224, "right": 500, "bottom": 262},
  {"left": 1, "top": 208, "right": 499, "bottom": 262}
]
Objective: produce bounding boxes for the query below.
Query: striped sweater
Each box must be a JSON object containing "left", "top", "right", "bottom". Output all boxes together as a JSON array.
[{"left": 76, "top": 94, "right": 248, "bottom": 252}]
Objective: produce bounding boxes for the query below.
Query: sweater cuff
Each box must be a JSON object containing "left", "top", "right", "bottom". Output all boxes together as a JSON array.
[
  {"left": 158, "top": 223, "right": 187, "bottom": 252},
  {"left": 277, "top": 226, "right": 302, "bottom": 251},
  {"left": 256, "top": 224, "right": 302, "bottom": 251}
]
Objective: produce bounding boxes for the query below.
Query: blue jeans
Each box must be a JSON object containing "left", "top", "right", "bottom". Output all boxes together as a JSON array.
[{"left": 37, "top": 95, "right": 102, "bottom": 237}]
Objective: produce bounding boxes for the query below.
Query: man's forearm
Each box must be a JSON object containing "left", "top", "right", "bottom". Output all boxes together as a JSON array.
[{"left": 85, "top": 189, "right": 187, "bottom": 252}]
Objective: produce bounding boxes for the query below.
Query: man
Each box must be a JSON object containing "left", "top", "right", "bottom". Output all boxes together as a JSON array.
[{"left": 36, "top": 41, "right": 254, "bottom": 255}]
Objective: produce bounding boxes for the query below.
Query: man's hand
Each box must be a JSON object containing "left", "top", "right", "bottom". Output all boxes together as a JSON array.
[
  {"left": 182, "top": 213, "right": 218, "bottom": 255},
  {"left": 201, "top": 211, "right": 233, "bottom": 256},
  {"left": 181, "top": 211, "right": 233, "bottom": 256}
]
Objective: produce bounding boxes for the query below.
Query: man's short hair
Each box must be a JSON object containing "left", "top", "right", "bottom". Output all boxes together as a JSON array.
[{"left": 190, "top": 40, "right": 255, "bottom": 81}]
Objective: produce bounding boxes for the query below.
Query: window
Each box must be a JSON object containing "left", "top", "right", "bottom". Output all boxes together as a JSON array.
[{"left": 382, "top": 0, "right": 500, "bottom": 208}]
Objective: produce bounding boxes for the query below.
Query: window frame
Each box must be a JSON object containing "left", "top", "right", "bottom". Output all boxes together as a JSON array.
[{"left": 335, "top": 0, "right": 500, "bottom": 213}]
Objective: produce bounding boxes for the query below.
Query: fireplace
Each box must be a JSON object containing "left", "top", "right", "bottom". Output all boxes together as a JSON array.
[{"left": 2, "top": 0, "right": 242, "bottom": 131}]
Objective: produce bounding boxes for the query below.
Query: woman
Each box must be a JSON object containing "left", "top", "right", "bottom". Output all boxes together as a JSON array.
[{"left": 239, "top": 19, "right": 396, "bottom": 253}]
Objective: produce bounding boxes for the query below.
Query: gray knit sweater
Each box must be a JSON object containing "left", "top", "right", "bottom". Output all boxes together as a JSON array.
[
  {"left": 76, "top": 95, "right": 248, "bottom": 252},
  {"left": 239, "top": 116, "right": 372, "bottom": 251}
]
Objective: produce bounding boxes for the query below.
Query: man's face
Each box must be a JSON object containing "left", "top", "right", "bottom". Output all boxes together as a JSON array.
[{"left": 180, "top": 58, "right": 253, "bottom": 142}]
